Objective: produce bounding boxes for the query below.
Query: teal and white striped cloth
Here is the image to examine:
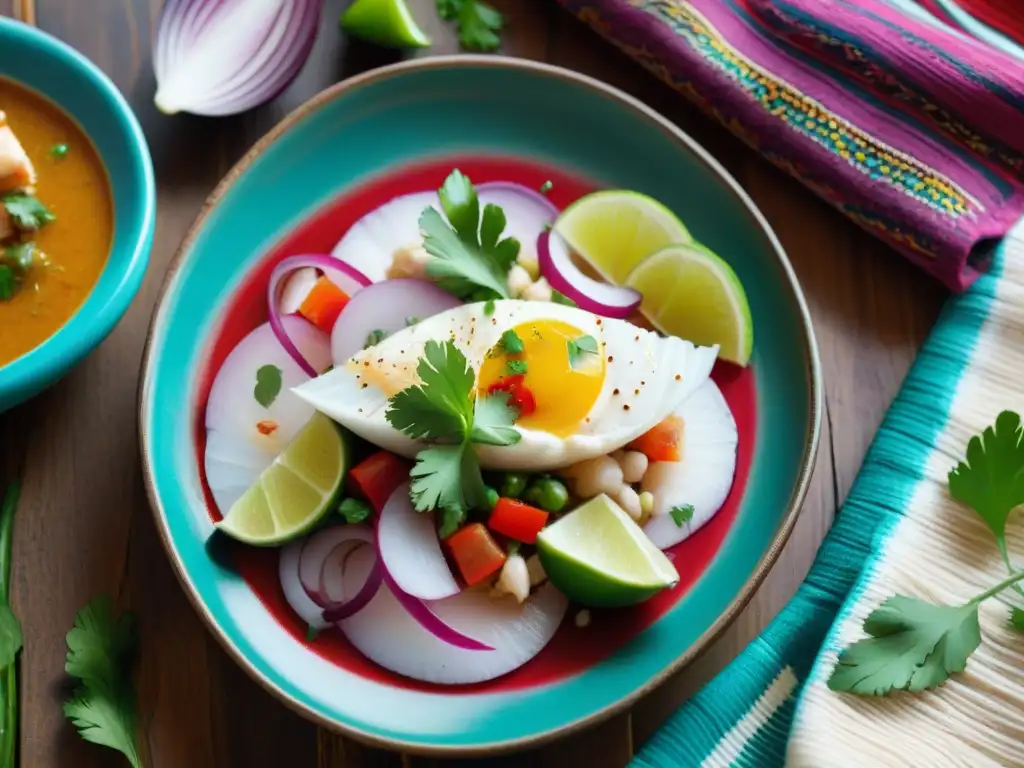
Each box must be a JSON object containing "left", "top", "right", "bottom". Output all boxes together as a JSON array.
[{"left": 633, "top": 224, "right": 1024, "bottom": 766}]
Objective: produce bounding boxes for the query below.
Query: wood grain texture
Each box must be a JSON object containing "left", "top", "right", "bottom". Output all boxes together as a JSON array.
[{"left": 0, "top": 0, "right": 945, "bottom": 766}]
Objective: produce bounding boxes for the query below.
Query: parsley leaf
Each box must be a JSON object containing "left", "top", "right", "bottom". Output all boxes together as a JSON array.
[
  {"left": 669, "top": 504, "right": 694, "bottom": 527},
  {"left": 506, "top": 359, "right": 528, "bottom": 375},
  {"left": 253, "top": 364, "right": 283, "bottom": 408},
  {"left": 338, "top": 498, "right": 371, "bottom": 525},
  {"left": 62, "top": 595, "right": 143, "bottom": 768},
  {"left": 0, "top": 266, "right": 16, "bottom": 301},
  {"left": 539, "top": 180, "right": 553, "bottom": 194},
  {"left": 567, "top": 334, "right": 600, "bottom": 369},
  {"left": 436, "top": 0, "right": 505, "bottom": 51},
  {"left": 0, "top": 605, "right": 21, "bottom": 671},
  {"left": 422, "top": 170, "right": 519, "bottom": 301},
  {"left": 385, "top": 340, "right": 474, "bottom": 441},
  {"left": 499, "top": 329, "right": 524, "bottom": 355},
  {"left": 3, "top": 241, "right": 34, "bottom": 272},
  {"left": 827, "top": 596, "right": 980, "bottom": 696},
  {"left": 470, "top": 392, "right": 521, "bottom": 446},
  {"left": 364, "top": 329, "right": 390, "bottom": 349},
  {"left": 2, "top": 193, "right": 55, "bottom": 231}
]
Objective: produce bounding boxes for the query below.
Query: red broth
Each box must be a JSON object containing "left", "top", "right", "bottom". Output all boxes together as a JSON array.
[{"left": 193, "top": 155, "right": 756, "bottom": 693}]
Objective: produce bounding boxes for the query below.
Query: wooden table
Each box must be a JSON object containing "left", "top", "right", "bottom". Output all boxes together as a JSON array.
[{"left": 0, "top": 0, "right": 948, "bottom": 765}]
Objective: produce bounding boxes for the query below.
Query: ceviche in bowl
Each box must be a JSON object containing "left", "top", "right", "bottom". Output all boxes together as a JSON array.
[{"left": 141, "top": 58, "right": 819, "bottom": 754}]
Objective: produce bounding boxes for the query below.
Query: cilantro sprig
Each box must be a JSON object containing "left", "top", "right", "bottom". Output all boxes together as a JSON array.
[
  {"left": 421, "top": 170, "right": 520, "bottom": 302},
  {"left": 829, "top": 410, "right": 1024, "bottom": 697},
  {"left": 436, "top": 0, "right": 505, "bottom": 52},
  {"left": 2, "top": 193, "right": 55, "bottom": 232},
  {"left": 385, "top": 340, "right": 520, "bottom": 536}
]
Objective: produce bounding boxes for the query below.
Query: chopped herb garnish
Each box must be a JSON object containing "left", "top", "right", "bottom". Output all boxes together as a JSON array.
[
  {"left": 50, "top": 143, "right": 69, "bottom": 159},
  {"left": 499, "top": 329, "right": 524, "bottom": 355},
  {"left": 829, "top": 411, "right": 1024, "bottom": 697},
  {"left": 421, "top": 169, "right": 519, "bottom": 301},
  {"left": 506, "top": 360, "right": 528, "bottom": 375},
  {"left": 0, "top": 267, "right": 15, "bottom": 301},
  {"left": 507, "top": 540, "right": 522, "bottom": 556},
  {"left": 3, "top": 242, "right": 33, "bottom": 272},
  {"left": 483, "top": 299, "right": 496, "bottom": 316},
  {"left": 405, "top": 316, "right": 421, "bottom": 327},
  {"left": 385, "top": 340, "right": 520, "bottom": 517},
  {"left": 436, "top": 0, "right": 505, "bottom": 52},
  {"left": 551, "top": 289, "right": 577, "bottom": 307},
  {"left": 305, "top": 625, "right": 319, "bottom": 642},
  {"left": 439, "top": 504, "right": 467, "bottom": 539},
  {"left": 364, "top": 329, "right": 390, "bottom": 349},
  {"left": 253, "top": 364, "right": 283, "bottom": 408},
  {"left": 539, "top": 180, "right": 553, "bottom": 194},
  {"left": 669, "top": 504, "right": 694, "bottom": 526},
  {"left": 2, "top": 194, "right": 55, "bottom": 232},
  {"left": 338, "top": 498, "right": 371, "bottom": 525},
  {"left": 566, "top": 334, "right": 599, "bottom": 369}
]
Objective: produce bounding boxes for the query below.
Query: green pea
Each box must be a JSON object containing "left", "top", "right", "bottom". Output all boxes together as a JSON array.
[
  {"left": 500, "top": 472, "right": 528, "bottom": 499},
  {"left": 528, "top": 478, "right": 569, "bottom": 513},
  {"left": 484, "top": 486, "right": 500, "bottom": 511}
]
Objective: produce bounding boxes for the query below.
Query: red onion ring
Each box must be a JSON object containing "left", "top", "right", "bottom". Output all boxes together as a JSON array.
[
  {"left": 295, "top": 526, "right": 382, "bottom": 623},
  {"left": 267, "top": 254, "right": 372, "bottom": 376},
  {"left": 537, "top": 230, "right": 642, "bottom": 319},
  {"left": 381, "top": 570, "right": 494, "bottom": 652}
]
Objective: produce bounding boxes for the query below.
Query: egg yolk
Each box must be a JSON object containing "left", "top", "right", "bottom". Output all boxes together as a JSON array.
[{"left": 477, "top": 320, "right": 605, "bottom": 436}]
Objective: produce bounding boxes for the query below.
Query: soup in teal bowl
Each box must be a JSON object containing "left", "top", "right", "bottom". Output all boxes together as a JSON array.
[
  {"left": 0, "top": 18, "right": 155, "bottom": 411},
  {"left": 140, "top": 57, "right": 821, "bottom": 755}
]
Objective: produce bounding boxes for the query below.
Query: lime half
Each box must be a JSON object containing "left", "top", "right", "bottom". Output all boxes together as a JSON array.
[
  {"left": 552, "top": 190, "right": 691, "bottom": 284},
  {"left": 216, "top": 413, "right": 348, "bottom": 546},
  {"left": 536, "top": 494, "right": 678, "bottom": 607},
  {"left": 625, "top": 242, "right": 753, "bottom": 366},
  {"left": 340, "top": 0, "right": 431, "bottom": 48}
]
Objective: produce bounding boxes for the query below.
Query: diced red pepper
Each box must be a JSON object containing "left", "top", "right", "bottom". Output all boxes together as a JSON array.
[
  {"left": 628, "top": 416, "right": 684, "bottom": 463},
  {"left": 298, "top": 276, "right": 350, "bottom": 334},
  {"left": 444, "top": 523, "right": 506, "bottom": 585},
  {"left": 488, "top": 497, "right": 549, "bottom": 544},
  {"left": 346, "top": 451, "right": 410, "bottom": 514},
  {"left": 487, "top": 375, "right": 537, "bottom": 418}
]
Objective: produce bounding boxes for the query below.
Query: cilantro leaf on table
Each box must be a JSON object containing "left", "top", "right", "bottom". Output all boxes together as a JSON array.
[
  {"left": 0, "top": 605, "right": 21, "bottom": 672},
  {"left": 421, "top": 170, "right": 519, "bottom": 301},
  {"left": 385, "top": 340, "right": 475, "bottom": 441},
  {"left": 470, "top": 392, "right": 521, "bottom": 447},
  {"left": 62, "top": 595, "right": 143, "bottom": 768},
  {"left": 2, "top": 193, "right": 55, "bottom": 231},
  {"left": 1011, "top": 607, "right": 1024, "bottom": 632},
  {"left": 827, "top": 596, "right": 981, "bottom": 696},
  {"left": 253, "top": 364, "right": 283, "bottom": 408},
  {"left": 436, "top": 0, "right": 505, "bottom": 52}
]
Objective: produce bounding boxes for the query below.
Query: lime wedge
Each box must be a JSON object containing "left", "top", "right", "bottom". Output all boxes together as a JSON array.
[
  {"left": 552, "top": 190, "right": 692, "bottom": 284},
  {"left": 625, "top": 242, "right": 753, "bottom": 366},
  {"left": 216, "top": 413, "right": 348, "bottom": 546},
  {"left": 536, "top": 494, "right": 678, "bottom": 607},
  {"left": 340, "top": 0, "right": 431, "bottom": 49}
]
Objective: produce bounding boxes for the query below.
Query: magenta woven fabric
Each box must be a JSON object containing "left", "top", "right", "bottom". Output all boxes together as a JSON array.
[{"left": 556, "top": 0, "right": 1024, "bottom": 291}]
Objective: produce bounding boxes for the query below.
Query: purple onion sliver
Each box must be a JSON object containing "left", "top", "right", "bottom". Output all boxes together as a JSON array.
[
  {"left": 537, "top": 230, "right": 641, "bottom": 319},
  {"left": 322, "top": 560, "right": 383, "bottom": 623},
  {"left": 381, "top": 571, "right": 494, "bottom": 652}
]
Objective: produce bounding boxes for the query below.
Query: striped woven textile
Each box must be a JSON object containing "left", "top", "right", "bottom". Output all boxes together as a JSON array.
[{"left": 556, "top": 0, "right": 1024, "bottom": 292}]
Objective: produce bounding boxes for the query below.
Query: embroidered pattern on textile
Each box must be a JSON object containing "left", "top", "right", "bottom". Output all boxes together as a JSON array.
[{"left": 620, "top": 0, "right": 978, "bottom": 217}]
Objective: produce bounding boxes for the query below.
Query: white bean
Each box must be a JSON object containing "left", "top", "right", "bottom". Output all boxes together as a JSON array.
[
  {"left": 387, "top": 243, "right": 431, "bottom": 279},
  {"left": 526, "top": 554, "right": 547, "bottom": 586},
  {"left": 517, "top": 247, "right": 540, "bottom": 280},
  {"left": 575, "top": 609, "right": 591, "bottom": 628},
  {"left": 493, "top": 554, "right": 530, "bottom": 603},
  {"left": 507, "top": 264, "right": 532, "bottom": 297},
  {"left": 620, "top": 451, "right": 649, "bottom": 484},
  {"left": 522, "top": 276, "right": 553, "bottom": 303},
  {"left": 570, "top": 456, "right": 623, "bottom": 498},
  {"left": 615, "top": 484, "right": 642, "bottom": 522},
  {"left": 639, "top": 491, "right": 654, "bottom": 517}
]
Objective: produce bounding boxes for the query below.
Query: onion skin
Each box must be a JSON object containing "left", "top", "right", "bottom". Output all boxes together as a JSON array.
[{"left": 154, "top": 0, "right": 323, "bottom": 117}]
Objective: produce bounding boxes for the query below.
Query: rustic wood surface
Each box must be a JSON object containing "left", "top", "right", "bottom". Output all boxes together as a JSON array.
[{"left": 0, "top": 0, "right": 948, "bottom": 765}]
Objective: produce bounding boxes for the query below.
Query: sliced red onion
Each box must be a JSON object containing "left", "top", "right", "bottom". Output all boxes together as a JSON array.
[
  {"left": 381, "top": 571, "right": 493, "bottom": 652},
  {"left": 293, "top": 525, "right": 383, "bottom": 623},
  {"left": 377, "top": 482, "right": 460, "bottom": 601},
  {"left": 330, "top": 278, "right": 461, "bottom": 365},
  {"left": 477, "top": 182, "right": 559, "bottom": 233},
  {"left": 267, "top": 254, "right": 372, "bottom": 376},
  {"left": 538, "top": 230, "right": 642, "bottom": 319},
  {"left": 279, "top": 539, "right": 329, "bottom": 630},
  {"left": 154, "top": 0, "right": 322, "bottom": 117},
  {"left": 278, "top": 267, "right": 319, "bottom": 315}
]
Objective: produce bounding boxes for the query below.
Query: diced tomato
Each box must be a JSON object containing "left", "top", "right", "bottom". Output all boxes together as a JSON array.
[
  {"left": 487, "top": 375, "right": 536, "bottom": 417},
  {"left": 298, "top": 276, "right": 350, "bottom": 334},
  {"left": 346, "top": 451, "right": 410, "bottom": 513},
  {"left": 628, "top": 415, "right": 684, "bottom": 462},
  {"left": 444, "top": 523, "right": 506, "bottom": 585},
  {"left": 488, "top": 497, "right": 549, "bottom": 544}
]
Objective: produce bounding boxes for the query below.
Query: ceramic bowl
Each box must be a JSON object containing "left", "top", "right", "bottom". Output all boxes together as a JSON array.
[
  {"left": 140, "top": 56, "right": 821, "bottom": 756},
  {"left": 0, "top": 18, "right": 155, "bottom": 411}
]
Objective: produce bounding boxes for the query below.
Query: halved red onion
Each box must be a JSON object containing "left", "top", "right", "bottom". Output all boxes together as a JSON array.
[
  {"left": 538, "top": 230, "right": 642, "bottom": 319},
  {"left": 267, "top": 254, "right": 372, "bottom": 375},
  {"left": 330, "top": 278, "right": 461, "bottom": 365},
  {"left": 154, "top": 0, "right": 322, "bottom": 117},
  {"left": 378, "top": 482, "right": 460, "bottom": 601}
]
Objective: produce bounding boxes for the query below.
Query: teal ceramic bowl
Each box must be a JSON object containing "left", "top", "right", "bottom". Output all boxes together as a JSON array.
[
  {"left": 140, "top": 57, "right": 821, "bottom": 755},
  {"left": 0, "top": 18, "right": 155, "bottom": 411}
]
